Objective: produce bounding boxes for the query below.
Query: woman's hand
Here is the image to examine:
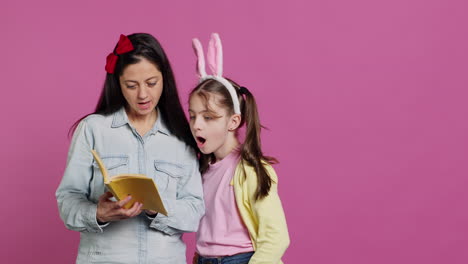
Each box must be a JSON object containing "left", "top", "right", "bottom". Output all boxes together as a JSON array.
[{"left": 96, "top": 192, "right": 143, "bottom": 223}]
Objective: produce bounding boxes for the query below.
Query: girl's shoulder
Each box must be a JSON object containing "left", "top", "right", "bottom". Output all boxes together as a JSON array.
[{"left": 235, "top": 159, "right": 279, "bottom": 184}]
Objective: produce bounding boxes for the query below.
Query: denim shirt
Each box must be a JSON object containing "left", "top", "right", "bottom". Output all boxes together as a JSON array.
[{"left": 56, "top": 108, "right": 204, "bottom": 264}]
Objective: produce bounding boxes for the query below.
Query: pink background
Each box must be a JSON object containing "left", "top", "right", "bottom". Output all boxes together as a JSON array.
[{"left": 2, "top": 0, "right": 468, "bottom": 263}]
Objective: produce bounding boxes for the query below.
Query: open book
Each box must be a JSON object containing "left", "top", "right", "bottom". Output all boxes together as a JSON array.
[{"left": 91, "top": 150, "right": 168, "bottom": 216}]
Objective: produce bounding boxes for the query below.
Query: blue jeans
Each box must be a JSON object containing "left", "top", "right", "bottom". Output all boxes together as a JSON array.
[{"left": 194, "top": 251, "right": 254, "bottom": 264}]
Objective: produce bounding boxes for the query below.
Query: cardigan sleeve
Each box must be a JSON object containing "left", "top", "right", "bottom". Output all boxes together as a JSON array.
[{"left": 248, "top": 165, "right": 290, "bottom": 264}]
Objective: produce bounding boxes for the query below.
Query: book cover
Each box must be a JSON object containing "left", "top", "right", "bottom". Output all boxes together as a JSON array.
[{"left": 91, "top": 150, "right": 168, "bottom": 216}]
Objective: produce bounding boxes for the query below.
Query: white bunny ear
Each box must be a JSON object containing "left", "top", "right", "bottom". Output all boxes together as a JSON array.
[
  {"left": 192, "top": 38, "right": 207, "bottom": 78},
  {"left": 207, "top": 33, "right": 223, "bottom": 77}
]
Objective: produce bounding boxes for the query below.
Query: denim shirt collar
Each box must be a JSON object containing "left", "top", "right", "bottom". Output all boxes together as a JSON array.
[{"left": 111, "top": 107, "right": 170, "bottom": 136}]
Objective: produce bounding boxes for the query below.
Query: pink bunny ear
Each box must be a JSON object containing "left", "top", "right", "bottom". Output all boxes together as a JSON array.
[
  {"left": 207, "top": 33, "right": 223, "bottom": 77},
  {"left": 192, "top": 38, "right": 207, "bottom": 78},
  {"left": 192, "top": 33, "right": 241, "bottom": 114}
]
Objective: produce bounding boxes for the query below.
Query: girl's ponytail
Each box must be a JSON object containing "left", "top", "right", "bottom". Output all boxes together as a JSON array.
[{"left": 239, "top": 87, "right": 278, "bottom": 200}]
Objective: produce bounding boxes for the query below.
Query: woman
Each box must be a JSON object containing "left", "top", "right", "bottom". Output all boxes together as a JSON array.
[{"left": 56, "top": 33, "right": 204, "bottom": 264}]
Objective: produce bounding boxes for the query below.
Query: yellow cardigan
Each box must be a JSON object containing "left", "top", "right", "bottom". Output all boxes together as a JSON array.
[{"left": 230, "top": 161, "right": 290, "bottom": 263}]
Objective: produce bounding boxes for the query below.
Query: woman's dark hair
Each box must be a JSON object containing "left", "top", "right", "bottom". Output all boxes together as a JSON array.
[
  {"left": 190, "top": 78, "right": 277, "bottom": 200},
  {"left": 70, "top": 33, "right": 197, "bottom": 151}
]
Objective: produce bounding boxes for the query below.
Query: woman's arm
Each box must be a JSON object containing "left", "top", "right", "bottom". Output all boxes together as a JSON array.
[{"left": 55, "top": 120, "right": 105, "bottom": 233}]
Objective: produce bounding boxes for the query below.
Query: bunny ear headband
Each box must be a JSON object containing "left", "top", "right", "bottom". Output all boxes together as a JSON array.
[{"left": 192, "top": 33, "right": 241, "bottom": 115}]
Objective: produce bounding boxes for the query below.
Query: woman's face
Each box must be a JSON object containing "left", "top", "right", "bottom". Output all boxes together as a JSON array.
[{"left": 119, "top": 57, "right": 163, "bottom": 118}]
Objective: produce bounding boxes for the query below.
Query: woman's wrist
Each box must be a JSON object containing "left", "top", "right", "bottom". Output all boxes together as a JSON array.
[
  {"left": 145, "top": 211, "right": 158, "bottom": 218},
  {"left": 97, "top": 219, "right": 108, "bottom": 225}
]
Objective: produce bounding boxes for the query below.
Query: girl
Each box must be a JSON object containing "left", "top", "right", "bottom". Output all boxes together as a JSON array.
[
  {"left": 56, "top": 33, "right": 204, "bottom": 264},
  {"left": 188, "top": 33, "right": 290, "bottom": 264}
]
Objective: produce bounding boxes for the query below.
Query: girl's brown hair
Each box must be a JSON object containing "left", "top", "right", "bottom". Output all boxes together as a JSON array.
[{"left": 190, "top": 78, "right": 277, "bottom": 200}]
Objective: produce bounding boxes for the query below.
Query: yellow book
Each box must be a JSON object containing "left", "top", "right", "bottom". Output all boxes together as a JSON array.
[{"left": 91, "top": 150, "right": 168, "bottom": 216}]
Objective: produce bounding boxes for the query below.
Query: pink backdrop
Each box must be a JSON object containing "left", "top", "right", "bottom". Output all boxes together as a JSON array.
[{"left": 2, "top": 0, "right": 468, "bottom": 263}]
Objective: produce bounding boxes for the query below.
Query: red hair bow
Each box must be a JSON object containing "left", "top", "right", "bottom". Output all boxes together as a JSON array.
[{"left": 105, "top": 34, "right": 134, "bottom": 74}]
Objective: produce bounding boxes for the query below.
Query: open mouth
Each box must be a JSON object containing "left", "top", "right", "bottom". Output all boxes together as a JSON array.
[
  {"left": 196, "top": 136, "right": 206, "bottom": 147},
  {"left": 137, "top": 101, "right": 151, "bottom": 109}
]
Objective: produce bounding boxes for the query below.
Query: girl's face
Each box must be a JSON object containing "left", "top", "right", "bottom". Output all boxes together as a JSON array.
[
  {"left": 189, "top": 93, "right": 240, "bottom": 159},
  {"left": 119, "top": 57, "right": 163, "bottom": 119}
]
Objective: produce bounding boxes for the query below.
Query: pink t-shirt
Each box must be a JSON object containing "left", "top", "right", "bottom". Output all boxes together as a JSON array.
[{"left": 196, "top": 149, "right": 254, "bottom": 257}]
